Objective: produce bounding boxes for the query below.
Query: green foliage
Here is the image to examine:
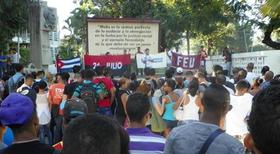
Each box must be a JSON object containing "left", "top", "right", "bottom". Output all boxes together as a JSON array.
[
  {"left": 19, "top": 47, "right": 30, "bottom": 65},
  {"left": 0, "top": 0, "right": 29, "bottom": 49},
  {"left": 59, "top": 36, "right": 81, "bottom": 59},
  {"left": 65, "top": 0, "right": 252, "bottom": 54}
]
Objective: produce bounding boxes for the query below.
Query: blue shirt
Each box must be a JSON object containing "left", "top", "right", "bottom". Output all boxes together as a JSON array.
[
  {"left": 164, "top": 121, "right": 244, "bottom": 154},
  {"left": 8, "top": 72, "right": 24, "bottom": 93},
  {"left": 0, "top": 56, "right": 7, "bottom": 66},
  {"left": 127, "top": 127, "right": 165, "bottom": 154},
  {"left": 3, "top": 127, "right": 14, "bottom": 146}
]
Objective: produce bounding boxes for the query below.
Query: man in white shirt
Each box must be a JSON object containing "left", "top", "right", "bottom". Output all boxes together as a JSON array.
[
  {"left": 215, "top": 74, "right": 234, "bottom": 95},
  {"left": 16, "top": 74, "right": 34, "bottom": 93},
  {"left": 141, "top": 48, "right": 153, "bottom": 68},
  {"left": 245, "top": 63, "right": 258, "bottom": 86},
  {"left": 226, "top": 80, "right": 253, "bottom": 140}
]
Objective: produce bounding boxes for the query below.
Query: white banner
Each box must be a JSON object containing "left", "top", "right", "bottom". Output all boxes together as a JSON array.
[{"left": 136, "top": 53, "right": 167, "bottom": 68}]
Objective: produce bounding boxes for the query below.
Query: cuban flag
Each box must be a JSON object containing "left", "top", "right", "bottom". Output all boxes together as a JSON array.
[{"left": 56, "top": 57, "right": 81, "bottom": 73}]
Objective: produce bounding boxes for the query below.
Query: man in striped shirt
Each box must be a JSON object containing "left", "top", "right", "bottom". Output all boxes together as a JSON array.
[{"left": 126, "top": 93, "right": 165, "bottom": 154}]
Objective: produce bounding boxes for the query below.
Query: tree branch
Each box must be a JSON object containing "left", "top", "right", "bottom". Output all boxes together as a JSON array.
[{"left": 262, "top": 18, "right": 280, "bottom": 49}]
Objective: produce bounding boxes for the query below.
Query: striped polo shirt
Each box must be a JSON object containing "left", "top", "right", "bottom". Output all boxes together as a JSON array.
[{"left": 127, "top": 127, "right": 166, "bottom": 154}]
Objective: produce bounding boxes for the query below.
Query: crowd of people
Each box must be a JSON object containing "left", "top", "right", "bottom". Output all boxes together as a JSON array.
[{"left": 0, "top": 61, "right": 280, "bottom": 154}]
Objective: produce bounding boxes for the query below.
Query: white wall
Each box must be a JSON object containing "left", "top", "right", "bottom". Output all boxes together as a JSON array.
[{"left": 206, "top": 50, "right": 280, "bottom": 76}]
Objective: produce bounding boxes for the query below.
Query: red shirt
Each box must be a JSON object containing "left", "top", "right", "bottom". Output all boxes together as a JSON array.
[
  {"left": 93, "top": 77, "right": 114, "bottom": 107},
  {"left": 53, "top": 141, "right": 63, "bottom": 150}
]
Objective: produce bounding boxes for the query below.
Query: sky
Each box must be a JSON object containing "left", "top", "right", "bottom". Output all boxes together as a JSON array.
[{"left": 46, "top": 0, "right": 77, "bottom": 38}]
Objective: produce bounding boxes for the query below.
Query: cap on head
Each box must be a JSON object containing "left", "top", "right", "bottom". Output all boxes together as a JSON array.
[
  {"left": 176, "top": 67, "right": 183, "bottom": 75},
  {"left": 0, "top": 93, "right": 34, "bottom": 126},
  {"left": 63, "top": 98, "right": 88, "bottom": 123}
]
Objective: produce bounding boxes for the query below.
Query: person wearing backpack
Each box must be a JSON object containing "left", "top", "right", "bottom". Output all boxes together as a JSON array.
[
  {"left": 72, "top": 69, "right": 104, "bottom": 114},
  {"left": 93, "top": 67, "right": 115, "bottom": 116},
  {"left": 7, "top": 64, "right": 24, "bottom": 93}
]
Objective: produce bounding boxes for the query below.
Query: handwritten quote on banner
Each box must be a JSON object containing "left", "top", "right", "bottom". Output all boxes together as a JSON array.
[{"left": 88, "top": 20, "right": 159, "bottom": 55}]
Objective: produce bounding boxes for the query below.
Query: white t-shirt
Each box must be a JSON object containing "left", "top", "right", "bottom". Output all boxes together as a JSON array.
[
  {"left": 246, "top": 72, "right": 258, "bottom": 86},
  {"left": 226, "top": 93, "right": 253, "bottom": 136},
  {"left": 224, "top": 85, "right": 234, "bottom": 95},
  {"left": 36, "top": 93, "right": 51, "bottom": 125}
]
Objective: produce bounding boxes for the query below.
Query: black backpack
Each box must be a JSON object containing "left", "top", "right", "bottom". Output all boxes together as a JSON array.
[{"left": 79, "top": 83, "right": 98, "bottom": 113}]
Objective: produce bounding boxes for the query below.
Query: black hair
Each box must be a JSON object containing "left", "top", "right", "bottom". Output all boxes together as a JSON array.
[
  {"left": 165, "top": 79, "right": 176, "bottom": 91},
  {"left": 261, "top": 66, "right": 270, "bottom": 76},
  {"left": 185, "top": 71, "right": 194, "bottom": 77},
  {"left": 188, "top": 78, "right": 199, "bottom": 97},
  {"left": 236, "top": 80, "right": 251, "bottom": 91},
  {"left": 149, "top": 68, "right": 156, "bottom": 76},
  {"left": 38, "top": 81, "right": 47, "bottom": 90},
  {"left": 25, "top": 74, "right": 34, "bottom": 80},
  {"left": 215, "top": 74, "right": 226, "bottom": 85},
  {"left": 103, "top": 67, "right": 111, "bottom": 76},
  {"left": 238, "top": 69, "right": 247, "bottom": 80},
  {"left": 165, "top": 69, "right": 173, "bottom": 79},
  {"left": 202, "top": 84, "right": 230, "bottom": 113},
  {"left": 247, "top": 63, "right": 254, "bottom": 71},
  {"left": 36, "top": 70, "right": 45, "bottom": 77},
  {"left": 144, "top": 67, "right": 150, "bottom": 76},
  {"left": 82, "top": 69, "right": 95, "bottom": 80},
  {"left": 95, "top": 66, "right": 104, "bottom": 76},
  {"left": 248, "top": 83, "right": 280, "bottom": 154},
  {"left": 130, "top": 72, "right": 137, "bottom": 81},
  {"left": 63, "top": 114, "right": 129, "bottom": 154},
  {"left": 61, "top": 72, "right": 70, "bottom": 81},
  {"left": 15, "top": 64, "right": 24, "bottom": 72},
  {"left": 73, "top": 65, "right": 81, "bottom": 74},
  {"left": 213, "top": 65, "right": 223, "bottom": 74},
  {"left": 126, "top": 93, "right": 150, "bottom": 123}
]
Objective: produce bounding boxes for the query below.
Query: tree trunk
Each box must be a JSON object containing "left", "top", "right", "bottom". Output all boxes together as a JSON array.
[
  {"left": 262, "top": 18, "right": 280, "bottom": 50},
  {"left": 186, "top": 30, "right": 190, "bottom": 55}
]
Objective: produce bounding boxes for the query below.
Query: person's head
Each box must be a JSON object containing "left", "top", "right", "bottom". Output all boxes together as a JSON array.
[
  {"left": 185, "top": 71, "right": 194, "bottom": 81},
  {"left": 63, "top": 114, "right": 129, "bottom": 154},
  {"left": 149, "top": 68, "right": 156, "bottom": 77},
  {"left": 252, "top": 78, "right": 263, "bottom": 89},
  {"left": 15, "top": 64, "right": 24, "bottom": 73},
  {"left": 215, "top": 74, "right": 226, "bottom": 86},
  {"left": 130, "top": 72, "right": 137, "bottom": 81},
  {"left": 0, "top": 93, "right": 38, "bottom": 139},
  {"left": 82, "top": 69, "right": 95, "bottom": 80},
  {"left": 126, "top": 93, "right": 150, "bottom": 126},
  {"left": 95, "top": 66, "right": 104, "bottom": 76},
  {"left": 165, "top": 69, "right": 173, "bottom": 79},
  {"left": 163, "top": 79, "right": 176, "bottom": 94},
  {"left": 245, "top": 83, "right": 280, "bottom": 154},
  {"left": 200, "top": 45, "right": 204, "bottom": 49},
  {"left": 188, "top": 78, "right": 199, "bottom": 97},
  {"left": 63, "top": 98, "right": 88, "bottom": 127},
  {"left": 201, "top": 84, "right": 231, "bottom": 121},
  {"left": 144, "top": 67, "right": 151, "bottom": 77},
  {"left": 119, "top": 78, "right": 130, "bottom": 89},
  {"left": 195, "top": 72, "right": 206, "bottom": 83},
  {"left": 261, "top": 66, "right": 270, "bottom": 76},
  {"left": 61, "top": 72, "right": 70, "bottom": 83},
  {"left": 236, "top": 80, "right": 251, "bottom": 96},
  {"left": 247, "top": 63, "right": 254, "bottom": 72},
  {"left": 55, "top": 73, "right": 62, "bottom": 83},
  {"left": 136, "top": 80, "right": 151, "bottom": 95},
  {"left": 176, "top": 67, "right": 183, "bottom": 76},
  {"left": 264, "top": 71, "right": 274, "bottom": 81},
  {"left": 137, "top": 47, "right": 141, "bottom": 52},
  {"left": 144, "top": 48, "right": 149, "bottom": 55},
  {"left": 103, "top": 67, "right": 111, "bottom": 77},
  {"left": 38, "top": 80, "right": 47, "bottom": 91},
  {"left": 212, "top": 65, "right": 223, "bottom": 77},
  {"left": 237, "top": 69, "right": 247, "bottom": 81},
  {"left": 73, "top": 65, "right": 81, "bottom": 74},
  {"left": 36, "top": 70, "right": 45, "bottom": 79},
  {"left": 25, "top": 74, "right": 34, "bottom": 87}
]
